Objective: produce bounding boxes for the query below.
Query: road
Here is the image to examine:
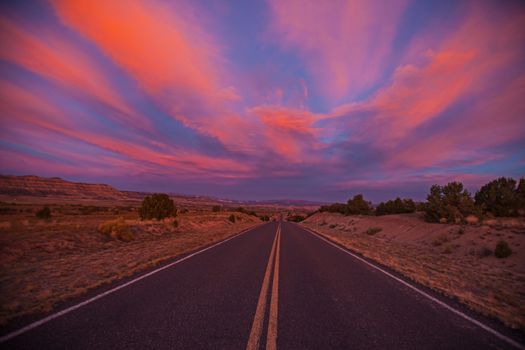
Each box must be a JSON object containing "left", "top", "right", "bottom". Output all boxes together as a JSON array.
[{"left": 1, "top": 221, "right": 524, "bottom": 349}]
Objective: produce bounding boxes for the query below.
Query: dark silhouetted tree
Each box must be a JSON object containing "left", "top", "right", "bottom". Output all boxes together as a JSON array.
[
  {"left": 424, "top": 182, "right": 477, "bottom": 223},
  {"left": 475, "top": 177, "right": 520, "bottom": 217},
  {"left": 36, "top": 206, "right": 51, "bottom": 219},
  {"left": 140, "top": 193, "right": 177, "bottom": 220},
  {"left": 347, "top": 194, "right": 373, "bottom": 215}
]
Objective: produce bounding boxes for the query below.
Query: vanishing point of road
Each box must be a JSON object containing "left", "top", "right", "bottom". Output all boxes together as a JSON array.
[{"left": 1, "top": 221, "right": 524, "bottom": 349}]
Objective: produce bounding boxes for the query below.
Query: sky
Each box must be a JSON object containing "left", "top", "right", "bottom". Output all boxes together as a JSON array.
[{"left": 0, "top": 0, "right": 524, "bottom": 202}]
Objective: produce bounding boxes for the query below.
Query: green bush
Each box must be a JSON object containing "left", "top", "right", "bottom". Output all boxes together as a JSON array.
[
  {"left": 365, "top": 227, "right": 382, "bottom": 235},
  {"left": 235, "top": 207, "right": 258, "bottom": 216},
  {"left": 288, "top": 215, "right": 306, "bottom": 222},
  {"left": 376, "top": 197, "right": 416, "bottom": 215},
  {"left": 319, "top": 194, "right": 373, "bottom": 216},
  {"left": 424, "top": 182, "right": 478, "bottom": 223},
  {"left": 347, "top": 194, "right": 373, "bottom": 215},
  {"left": 494, "top": 240, "right": 512, "bottom": 258},
  {"left": 517, "top": 179, "right": 525, "bottom": 214},
  {"left": 36, "top": 206, "right": 51, "bottom": 219},
  {"left": 259, "top": 215, "right": 270, "bottom": 221},
  {"left": 228, "top": 214, "right": 236, "bottom": 223},
  {"left": 212, "top": 205, "right": 221, "bottom": 212},
  {"left": 319, "top": 203, "right": 348, "bottom": 214},
  {"left": 98, "top": 218, "right": 133, "bottom": 242},
  {"left": 475, "top": 177, "right": 523, "bottom": 217},
  {"left": 139, "top": 193, "right": 177, "bottom": 220}
]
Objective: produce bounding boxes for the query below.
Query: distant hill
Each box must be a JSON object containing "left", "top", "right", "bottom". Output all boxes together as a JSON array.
[
  {"left": 0, "top": 175, "right": 130, "bottom": 200},
  {"left": 234, "top": 199, "right": 326, "bottom": 207},
  {"left": 0, "top": 175, "right": 324, "bottom": 208}
]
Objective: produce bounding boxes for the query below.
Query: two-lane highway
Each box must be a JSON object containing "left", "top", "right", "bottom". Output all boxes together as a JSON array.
[{"left": 1, "top": 221, "right": 523, "bottom": 349}]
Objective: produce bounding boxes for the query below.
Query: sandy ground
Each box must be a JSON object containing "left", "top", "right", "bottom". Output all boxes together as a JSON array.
[
  {"left": 301, "top": 212, "right": 525, "bottom": 331},
  {"left": 0, "top": 203, "right": 261, "bottom": 327}
]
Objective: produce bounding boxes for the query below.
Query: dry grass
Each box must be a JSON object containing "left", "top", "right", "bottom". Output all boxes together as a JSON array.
[
  {"left": 302, "top": 212, "right": 525, "bottom": 331},
  {"left": 0, "top": 201, "right": 261, "bottom": 327}
]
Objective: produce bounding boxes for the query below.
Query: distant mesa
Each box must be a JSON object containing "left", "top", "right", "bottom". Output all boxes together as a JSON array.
[
  {"left": 0, "top": 175, "right": 325, "bottom": 207},
  {"left": 0, "top": 175, "right": 130, "bottom": 200}
]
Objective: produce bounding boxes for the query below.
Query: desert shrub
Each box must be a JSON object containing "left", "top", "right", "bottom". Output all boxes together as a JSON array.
[
  {"left": 442, "top": 245, "right": 453, "bottom": 254},
  {"left": 494, "top": 240, "right": 512, "bottom": 258},
  {"left": 319, "top": 203, "right": 348, "bottom": 214},
  {"left": 347, "top": 194, "right": 373, "bottom": 215},
  {"left": 376, "top": 198, "right": 416, "bottom": 215},
  {"left": 475, "top": 177, "right": 523, "bottom": 217},
  {"left": 517, "top": 179, "right": 525, "bottom": 215},
  {"left": 424, "top": 182, "right": 478, "bottom": 223},
  {"left": 228, "top": 214, "right": 236, "bottom": 223},
  {"left": 36, "top": 206, "right": 51, "bottom": 219},
  {"left": 0, "top": 207, "right": 16, "bottom": 215},
  {"left": 172, "top": 220, "right": 178, "bottom": 228},
  {"left": 212, "top": 205, "right": 221, "bottom": 212},
  {"left": 329, "top": 224, "right": 337, "bottom": 228},
  {"left": 259, "top": 215, "right": 270, "bottom": 222},
  {"left": 139, "top": 193, "right": 177, "bottom": 220},
  {"left": 320, "top": 195, "right": 374, "bottom": 215},
  {"left": 415, "top": 202, "right": 426, "bottom": 212},
  {"left": 288, "top": 215, "right": 306, "bottom": 222},
  {"left": 365, "top": 227, "right": 382, "bottom": 235},
  {"left": 79, "top": 206, "right": 104, "bottom": 215},
  {"left": 235, "top": 207, "right": 258, "bottom": 217},
  {"left": 98, "top": 218, "right": 133, "bottom": 242}
]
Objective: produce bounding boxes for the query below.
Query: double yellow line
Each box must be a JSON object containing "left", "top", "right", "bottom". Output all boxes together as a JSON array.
[{"left": 246, "top": 223, "right": 282, "bottom": 350}]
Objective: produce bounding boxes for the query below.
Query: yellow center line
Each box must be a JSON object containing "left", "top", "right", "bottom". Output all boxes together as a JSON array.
[
  {"left": 266, "top": 223, "right": 281, "bottom": 350},
  {"left": 246, "top": 223, "right": 281, "bottom": 350}
]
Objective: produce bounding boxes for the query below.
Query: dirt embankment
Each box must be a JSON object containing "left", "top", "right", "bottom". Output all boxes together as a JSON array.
[
  {"left": 301, "top": 212, "right": 525, "bottom": 331},
  {"left": 0, "top": 207, "right": 261, "bottom": 327}
]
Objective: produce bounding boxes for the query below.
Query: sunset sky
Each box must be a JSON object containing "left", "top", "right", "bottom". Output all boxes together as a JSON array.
[{"left": 1, "top": 0, "right": 524, "bottom": 202}]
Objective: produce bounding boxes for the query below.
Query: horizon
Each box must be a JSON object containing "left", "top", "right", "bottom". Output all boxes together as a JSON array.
[
  {"left": 1, "top": 1, "right": 524, "bottom": 202},
  {"left": 4, "top": 173, "right": 523, "bottom": 206}
]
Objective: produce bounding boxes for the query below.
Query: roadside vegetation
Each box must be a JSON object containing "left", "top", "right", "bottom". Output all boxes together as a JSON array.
[
  {"left": 35, "top": 206, "right": 52, "bottom": 219},
  {"left": 423, "top": 177, "right": 524, "bottom": 224},
  {"left": 320, "top": 194, "right": 373, "bottom": 215},
  {"left": 302, "top": 176, "right": 525, "bottom": 330},
  {"left": 139, "top": 193, "right": 177, "bottom": 220},
  {"left": 376, "top": 198, "right": 416, "bottom": 216},
  {"left": 287, "top": 214, "right": 306, "bottom": 222},
  {"left": 0, "top": 193, "right": 275, "bottom": 326},
  {"left": 317, "top": 177, "right": 524, "bottom": 223}
]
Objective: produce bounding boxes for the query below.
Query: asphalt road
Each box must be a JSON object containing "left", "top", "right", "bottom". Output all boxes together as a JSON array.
[{"left": 1, "top": 221, "right": 524, "bottom": 349}]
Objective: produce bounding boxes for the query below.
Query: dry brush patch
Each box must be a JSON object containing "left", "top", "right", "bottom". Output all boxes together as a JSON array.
[
  {"left": 0, "top": 205, "right": 260, "bottom": 327},
  {"left": 302, "top": 212, "right": 525, "bottom": 331}
]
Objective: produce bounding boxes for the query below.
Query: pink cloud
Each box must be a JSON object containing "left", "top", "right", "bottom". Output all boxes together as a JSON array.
[
  {"left": 327, "top": 4, "right": 525, "bottom": 169},
  {"left": 50, "top": 0, "right": 261, "bottom": 153},
  {"left": 250, "top": 105, "right": 324, "bottom": 162},
  {"left": 0, "top": 82, "right": 253, "bottom": 179},
  {"left": 51, "top": 0, "right": 219, "bottom": 96},
  {"left": 267, "top": 0, "right": 408, "bottom": 99},
  {"left": 0, "top": 18, "right": 151, "bottom": 131}
]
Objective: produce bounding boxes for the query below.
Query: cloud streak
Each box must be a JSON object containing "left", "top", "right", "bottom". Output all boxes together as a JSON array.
[{"left": 0, "top": 0, "right": 524, "bottom": 201}]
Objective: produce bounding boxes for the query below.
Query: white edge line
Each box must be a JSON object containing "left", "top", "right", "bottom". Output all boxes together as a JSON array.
[
  {"left": 0, "top": 223, "right": 265, "bottom": 343},
  {"left": 300, "top": 225, "right": 525, "bottom": 350}
]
